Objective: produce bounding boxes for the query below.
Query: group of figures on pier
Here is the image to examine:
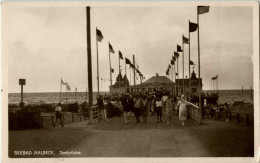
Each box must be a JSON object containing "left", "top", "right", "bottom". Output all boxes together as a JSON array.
[{"left": 97, "top": 91, "right": 199, "bottom": 126}]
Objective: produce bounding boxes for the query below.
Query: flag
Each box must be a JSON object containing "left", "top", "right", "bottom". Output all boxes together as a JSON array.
[
  {"left": 198, "top": 6, "right": 210, "bottom": 15},
  {"left": 212, "top": 74, "right": 218, "bottom": 80},
  {"left": 183, "top": 35, "right": 189, "bottom": 44},
  {"left": 168, "top": 64, "right": 171, "bottom": 69},
  {"left": 172, "top": 56, "right": 176, "bottom": 62},
  {"left": 66, "top": 83, "right": 71, "bottom": 91},
  {"left": 109, "top": 43, "right": 115, "bottom": 53},
  {"left": 171, "top": 60, "right": 174, "bottom": 65},
  {"left": 130, "top": 63, "right": 135, "bottom": 69},
  {"left": 190, "top": 60, "right": 194, "bottom": 65},
  {"left": 125, "top": 57, "right": 131, "bottom": 64},
  {"left": 166, "top": 69, "right": 169, "bottom": 75},
  {"left": 119, "top": 51, "right": 123, "bottom": 60},
  {"left": 61, "top": 78, "right": 66, "bottom": 85},
  {"left": 137, "top": 69, "right": 141, "bottom": 74},
  {"left": 96, "top": 28, "right": 103, "bottom": 42},
  {"left": 176, "top": 73, "right": 178, "bottom": 76},
  {"left": 111, "top": 68, "right": 114, "bottom": 73},
  {"left": 174, "top": 52, "right": 179, "bottom": 58},
  {"left": 177, "top": 45, "right": 183, "bottom": 52},
  {"left": 189, "top": 22, "right": 198, "bottom": 32}
]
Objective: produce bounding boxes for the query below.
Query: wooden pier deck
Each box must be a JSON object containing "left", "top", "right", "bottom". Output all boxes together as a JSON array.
[{"left": 9, "top": 113, "right": 254, "bottom": 158}]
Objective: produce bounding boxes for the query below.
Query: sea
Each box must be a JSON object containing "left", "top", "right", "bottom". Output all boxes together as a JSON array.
[{"left": 8, "top": 90, "right": 253, "bottom": 105}]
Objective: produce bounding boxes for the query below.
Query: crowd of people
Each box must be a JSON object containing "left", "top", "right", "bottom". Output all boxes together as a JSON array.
[{"left": 97, "top": 91, "right": 200, "bottom": 126}]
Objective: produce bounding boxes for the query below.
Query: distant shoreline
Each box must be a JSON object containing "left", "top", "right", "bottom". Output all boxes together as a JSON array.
[{"left": 7, "top": 89, "right": 254, "bottom": 94}]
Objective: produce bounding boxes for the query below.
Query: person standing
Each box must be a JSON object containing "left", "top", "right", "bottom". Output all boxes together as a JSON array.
[
  {"left": 177, "top": 95, "right": 199, "bottom": 126},
  {"left": 54, "top": 103, "right": 64, "bottom": 128},
  {"left": 165, "top": 94, "right": 174, "bottom": 125},
  {"left": 98, "top": 95, "right": 108, "bottom": 121},
  {"left": 155, "top": 96, "right": 162, "bottom": 123}
]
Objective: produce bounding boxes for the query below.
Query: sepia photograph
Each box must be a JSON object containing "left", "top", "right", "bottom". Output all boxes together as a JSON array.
[{"left": 1, "top": 1, "right": 259, "bottom": 163}]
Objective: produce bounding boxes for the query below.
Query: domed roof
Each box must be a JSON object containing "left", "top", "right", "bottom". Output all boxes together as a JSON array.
[{"left": 143, "top": 76, "right": 174, "bottom": 84}]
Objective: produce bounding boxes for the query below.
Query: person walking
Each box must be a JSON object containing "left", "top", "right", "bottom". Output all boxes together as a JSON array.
[
  {"left": 155, "top": 96, "right": 163, "bottom": 123},
  {"left": 54, "top": 103, "right": 64, "bottom": 128},
  {"left": 161, "top": 93, "right": 168, "bottom": 115},
  {"left": 177, "top": 95, "right": 199, "bottom": 126},
  {"left": 142, "top": 95, "right": 149, "bottom": 123},
  {"left": 166, "top": 94, "right": 174, "bottom": 125},
  {"left": 134, "top": 95, "right": 143, "bottom": 123},
  {"left": 121, "top": 94, "right": 130, "bottom": 123}
]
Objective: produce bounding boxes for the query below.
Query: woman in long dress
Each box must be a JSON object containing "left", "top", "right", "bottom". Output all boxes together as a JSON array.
[
  {"left": 165, "top": 94, "right": 174, "bottom": 125},
  {"left": 177, "top": 95, "right": 199, "bottom": 126}
]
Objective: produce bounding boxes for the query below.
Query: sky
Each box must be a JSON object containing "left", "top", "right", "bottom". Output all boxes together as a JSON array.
[{"left": 3, "top": 4, "right": 254, "bottom": 93}]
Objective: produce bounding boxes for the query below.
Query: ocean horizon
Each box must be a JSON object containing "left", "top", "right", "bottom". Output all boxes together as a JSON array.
[{"left": 8, "top": 89, "right": 253, "bottom": 105}]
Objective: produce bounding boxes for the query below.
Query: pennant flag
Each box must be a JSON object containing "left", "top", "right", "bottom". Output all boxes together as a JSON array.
[
  {"left": 190, "top": 60, "right": 194, "bottom": 65},
  {"left": 66, "top": 83, "right": 71, "bottom": 91},
  {"left": 119, "top": 51, "right": 123, "bottom": 60},
  {"left": 109, "top": 43, "right": 115, "bottom": 53},
  {"left": 172, "top": 56, "right": 176, "bottom": 62},
  {"left": 176, "top": 73, "right": 178, "bottom": 76},
  {"left": 125, "top": 57, "right": 131, "bottom": 64},
  {"left": 61, "top": 78, "right": 67, "bottom": 85},
  {"left": 174, "top": 52, "right": 179, "bottom": 58},
  {"left": 212, "top": 74, "right": 218, "bottom": 80},
  {"left": 111, "top": 68, "right": 114, "bottom": 73},
  {"left": 189, "top": 22, "right": 198, "bottom": 32},
  {"left": 183, "top": 35, "right": 189, "bottom": 44},
  {"left": 177, "top": 45, "right": 183, "bottom": 52},
  {"left": 166, "top": 69, "right": 169, "bottom": 75},
  {"left": 171, "top": 60, "right": 174, "bottom": 65},
  {"left": 130, "top": 63, "right": 135, "bottom": 69},
  {"left": 96, "top": 28, "right": 103, "bottom": 42},
  {"left": 198, "top": 6, "right": 210, "bottom": 15}
]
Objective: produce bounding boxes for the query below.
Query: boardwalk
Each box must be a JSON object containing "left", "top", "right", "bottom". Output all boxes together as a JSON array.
[{"left": 9, "top": 114, "right": 253, "bottom": 157}]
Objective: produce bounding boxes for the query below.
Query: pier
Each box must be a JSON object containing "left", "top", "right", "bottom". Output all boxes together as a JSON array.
[{"left": 9, "top": 112, "right": 253, "bottom": 157}]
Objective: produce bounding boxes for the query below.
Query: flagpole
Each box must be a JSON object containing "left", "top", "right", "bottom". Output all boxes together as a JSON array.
[
  {"left": 75, "top": 88, "right": 77, "bottom": 101},
  {"left": 177, "top": 58, "right": 179, "bottom": 96},
  {"left": 86, "top": 6, "right": 93, "bottom": 124},
  {"left": 182, "top": 35, "right": 185, "bottom": 96},
  {"left": 129, "top": 65, "right": 132, "bottom": 93},
  {"left": 174, "top": 62, "right": 176, "bottom": 96},
  {"left": 119, "top": 52, "right": 120, "bottom": 89},
  {"left": 125, "top": 60, "right": 127, "bottom": 93},
  {"left": 96, "top": 27, "right": 100, "bottom": 96},
  {"left": 133, "top": 55, "right": 136, "bottom": 93},
  {"left": 197, "top": 6, "right": 202, "bottom": 123},
  {"left": 66, "top": 81, "right": 67, "bottom": 102},
  {"left": 60, "top": 78, "right": 62, "bottom": 103},
  {"left": 109, "top": 43, "right": 112, "bottom": 90},
  {"left": 189, "top": 21, "right": 191, "bottom": 101},
  {"left": 171, "top": 64, "right": 173, "bottom": 95}
]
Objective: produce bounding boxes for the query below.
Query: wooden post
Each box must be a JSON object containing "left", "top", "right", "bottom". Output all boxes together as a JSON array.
[
  {"left": 86, "top": 6, "right": 93, "bottom": 124},
  {"left": 19, "top": 79, "right": 26, "bottom": 107}
]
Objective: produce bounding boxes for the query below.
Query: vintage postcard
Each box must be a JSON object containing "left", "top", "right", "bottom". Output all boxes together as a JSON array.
[{"left": 1, "top": 1, "right": 259, "bottom": 163}]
